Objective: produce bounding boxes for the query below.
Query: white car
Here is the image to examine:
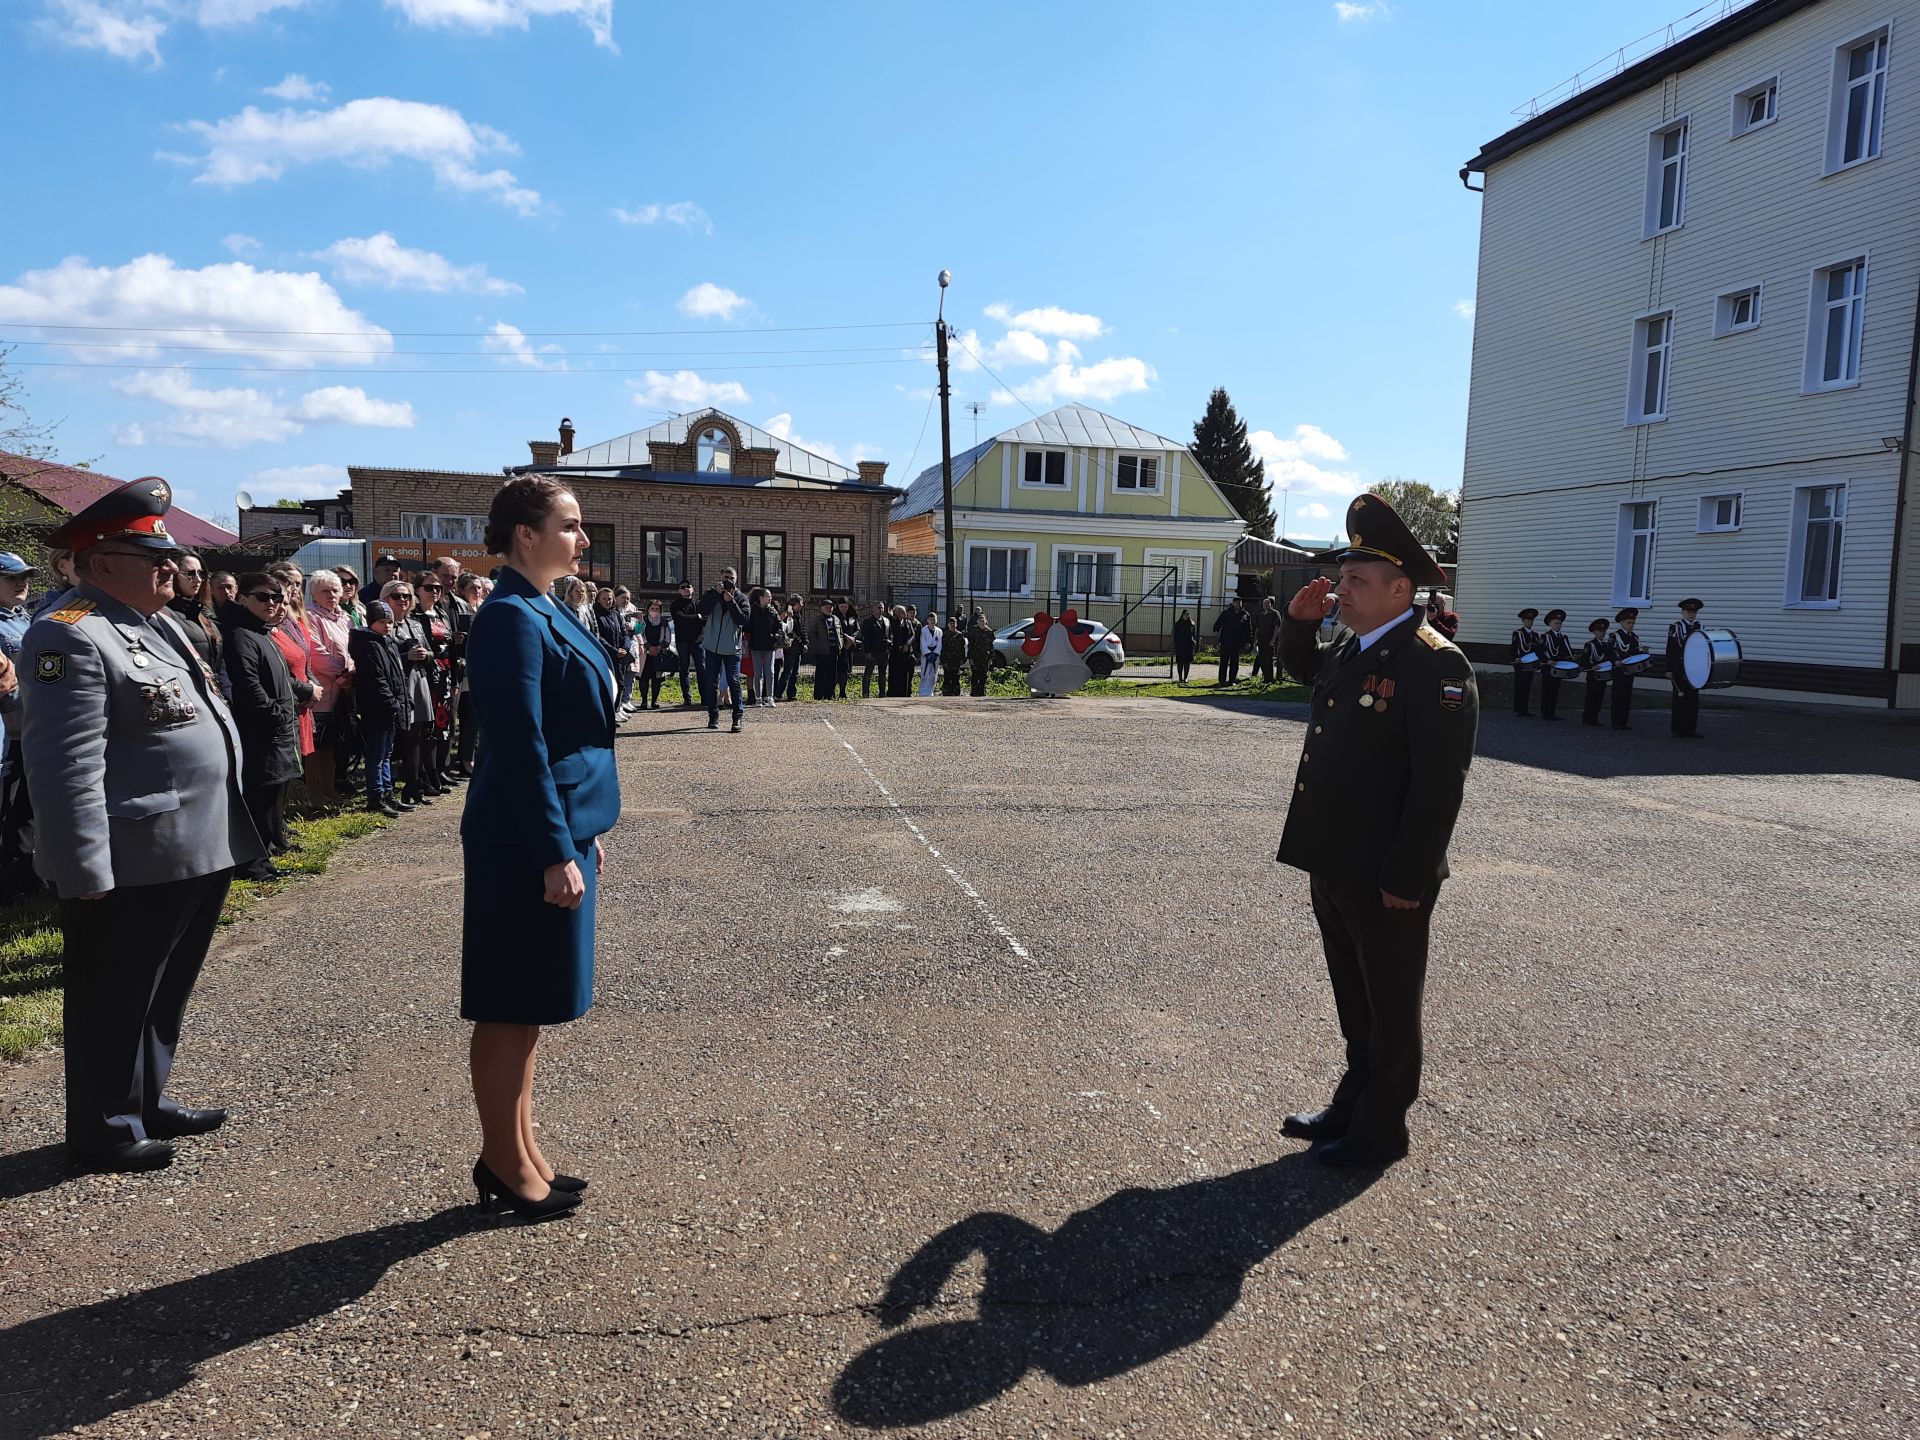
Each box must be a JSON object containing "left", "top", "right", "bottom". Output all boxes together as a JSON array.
[{"left": 990, "top": 618, "right": 1126, "bottom": 679}]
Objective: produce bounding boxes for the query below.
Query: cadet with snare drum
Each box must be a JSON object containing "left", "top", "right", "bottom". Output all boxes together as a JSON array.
[
  {"left": 1509, "top": 608, "right": 1541, "bottom": 716},
  {"left": 1610, "top": 607, "right": 1645, "bottom": 729},
  {"left": 1580, "top": 619, "right": 1614, "bottom": 726},
  {"left": 1537, "top": 609, "right": 1573, "bottom": 720}
]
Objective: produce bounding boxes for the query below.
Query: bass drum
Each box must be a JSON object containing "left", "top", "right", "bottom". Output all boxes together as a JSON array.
[{"left": 1683, "top": 627, "right": 1742, "bottom": 689}]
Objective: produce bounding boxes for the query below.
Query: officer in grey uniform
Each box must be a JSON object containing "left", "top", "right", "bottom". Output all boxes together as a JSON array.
[{"left": 20, "top": 477, "right": 265, "bottom": 1171}]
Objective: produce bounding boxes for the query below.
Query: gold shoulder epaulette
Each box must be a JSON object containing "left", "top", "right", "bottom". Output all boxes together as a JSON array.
[
  {"left": 1416, "top": 623, "right": 1453, "bottom": 651},
  {"left": 49, "top": 598, "right": 96, "bottom": 625}
]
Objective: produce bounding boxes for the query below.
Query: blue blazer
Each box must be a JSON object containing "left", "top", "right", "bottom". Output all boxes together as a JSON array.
[{"left": 461, "top": 566, "right": 621, "bottom": 865}]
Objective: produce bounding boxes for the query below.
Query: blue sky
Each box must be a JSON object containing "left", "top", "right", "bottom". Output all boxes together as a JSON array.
[{"left": 2, "top": 0, "right": 1736, "bottom": 540}]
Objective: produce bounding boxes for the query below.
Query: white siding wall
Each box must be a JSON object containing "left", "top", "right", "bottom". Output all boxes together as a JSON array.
[{"left": 1460, "top": 0, "right": 1920, "bottom": 692}]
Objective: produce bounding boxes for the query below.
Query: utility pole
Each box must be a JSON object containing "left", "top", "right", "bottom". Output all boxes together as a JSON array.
[{"left": 935, "top": 269, "right": 958, "bottom": 623}]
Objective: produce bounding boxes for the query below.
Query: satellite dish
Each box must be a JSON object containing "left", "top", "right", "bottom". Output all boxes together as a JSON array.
[{"left": 234, "top": 490, "right": 255, "bottom": 511}]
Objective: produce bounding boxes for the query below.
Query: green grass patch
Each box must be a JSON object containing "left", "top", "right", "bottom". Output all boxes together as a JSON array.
[{"left": 0, "top": 806, "right": 388, "bottom": 1062}]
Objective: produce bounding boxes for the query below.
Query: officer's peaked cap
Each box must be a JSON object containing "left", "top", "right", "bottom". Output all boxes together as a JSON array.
[
  {"left": 1333, "top": 493, "right": 1449, "bottom": 589},
  {"left": 46, "top": 477, "right": 180, "bottom": 555}
]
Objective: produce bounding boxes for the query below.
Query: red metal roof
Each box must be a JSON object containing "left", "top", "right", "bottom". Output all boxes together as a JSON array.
[{"left": 0, "top": 451, "right": 239, "bottom": 548}]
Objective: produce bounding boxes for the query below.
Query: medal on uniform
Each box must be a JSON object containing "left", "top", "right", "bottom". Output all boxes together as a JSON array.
[
  {"left": 1359, "top": 693, "right": 1374, "bottom": 708},
  {"left": 132, "top": 652, "right": 150, "bottom": 667}
]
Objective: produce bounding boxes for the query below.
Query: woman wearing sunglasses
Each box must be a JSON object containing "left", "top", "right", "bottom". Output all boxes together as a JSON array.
[{"left": 216, "top": 573, "right": 301, "bottom": 883}]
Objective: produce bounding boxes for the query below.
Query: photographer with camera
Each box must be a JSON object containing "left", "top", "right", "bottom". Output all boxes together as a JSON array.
[{"left": 698, "top": 566, "right": 750, "bottom": 733}]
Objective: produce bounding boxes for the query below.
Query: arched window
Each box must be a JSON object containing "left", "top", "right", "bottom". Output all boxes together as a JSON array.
[{"left": 696, "top": 427, "right": 732, "bottom": 473}]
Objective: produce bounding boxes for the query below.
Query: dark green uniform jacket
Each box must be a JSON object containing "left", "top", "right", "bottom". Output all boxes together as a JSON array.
[{"left": 1275, "top": 611, "right": 1478, "bottom": 899}]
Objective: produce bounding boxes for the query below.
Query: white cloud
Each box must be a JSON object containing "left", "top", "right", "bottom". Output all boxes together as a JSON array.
[
  {"left": 987, "top": 329, "right": 1050, "bottom": 367},
  {"left": 1454, "top": 299, "right": 1476, "bottom": 321},
  {"left": 383, "top": 0, "right": 615, "bottom": 48},
  {"left": 37, "top": 0, "right": 310, "bottom": 65},
  {"left": 612, "top": 201, "right": 711, "bottom": 234},
  {"left": 676, "top": 282, "right": 748, "bottom": 321},
  {"left": 999, "top": 356, "right": 1155, "bottom": 407},
  {"left": 246, "top": 462, "right": 349, "bottom": 499},
  {"left": 291, "top": 386, "right": 413, "bottom": 427},
  {"left": 762, "top": 412, "right": 844, "bottom": 466},
  {"left": 112, "top": 368, "right": 412, "bottom": 448},
  {"left": 481, "top": 321, "right": 564, "bottom": 370},
  {"left": 318, "top": 232, "right": 520, "bottom": 295},
  {"left": 177, "top": 97, "right": 543, "bottom": 215},
  {"left": 982, "top": 302, "right": 1105, "bottom": 339},
  {"left": 222, "top": 233, "right": 262, "bottom": 257},
  {"left": 630, "top": 370, "right": 748, "bottom": 409},
  {"left": 1333, "top": 2, "right": 1390, "bottom": 20},
  {"left": 1298, "top": 501, "right": 1332, "bottom": 521},
  {"left": 1258, "top": 423, "right": 1349, "bottom": 463},
  {"left": 262, "top": 73, "right": 328, "bottom": 102},
  {"left": 0, "top": 253, "right": 392, "bottom": 365},
  {"left": 1249, "top": 424, "right": 1363, "bottom": 505}
]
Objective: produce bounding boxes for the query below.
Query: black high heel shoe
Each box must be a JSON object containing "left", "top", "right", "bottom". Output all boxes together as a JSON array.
[
  {"left": 472, "top": 1159, "right": 582, "bottom": 1222},
  {"left": 548, "top": 1173, "right": 588, "bottom": 1194}
]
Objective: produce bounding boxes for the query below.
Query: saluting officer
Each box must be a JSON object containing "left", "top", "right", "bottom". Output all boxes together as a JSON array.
[
  {"left": 1610, "top": 607, "right": 1644, "bottom": 730},
  {"left": 20, "top": 478, "right": 265, "bottom": 1172},
  {"left": 1667, "top": 597, "right": 1705, "bottom": 738},
  {"left": 1275, "top": 492, "right": 1479, "bottom": 1167},
  {"left": 1509, "top": 607, "right": 1541, "bottom": 716}
]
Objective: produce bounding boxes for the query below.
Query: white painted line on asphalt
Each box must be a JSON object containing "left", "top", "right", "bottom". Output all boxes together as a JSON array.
[{"left": 822, "top": 717, "right": 1034, "bottom": 962}]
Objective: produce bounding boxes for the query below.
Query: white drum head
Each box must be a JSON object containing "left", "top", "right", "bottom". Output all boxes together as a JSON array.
[
  {"left": 1683, "top": 629, "right": 1712, "bottom": 688},
  {"left": 1515, "top": 652, "right": 1541, "bottom": 666}
]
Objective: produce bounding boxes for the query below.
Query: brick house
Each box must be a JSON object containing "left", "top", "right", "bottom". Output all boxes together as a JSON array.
[{"left": 347, "top": 411, "right": 894, "bottom": 599}]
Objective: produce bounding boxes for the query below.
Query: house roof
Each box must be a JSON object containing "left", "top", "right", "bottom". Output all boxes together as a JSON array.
[
  {"left": 554, "top": 408, "right": 860, "bottom": 484},
  {"left": 892, "top": 404, "right": 1203, "bottom": 522},
  {"left": 0, "top": 451, "right": 239, "bottom": 549},
  {"left": 1463, "top": 0, "right": 1817, "bottom": 174}
]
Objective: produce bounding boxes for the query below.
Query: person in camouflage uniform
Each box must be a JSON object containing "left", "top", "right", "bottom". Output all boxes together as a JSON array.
[
  {"left": 940, "top": 612, "right": 968, "bottom": 695},
  {"left": 967, "top": 609, "right": 996, "bottom": 697}
]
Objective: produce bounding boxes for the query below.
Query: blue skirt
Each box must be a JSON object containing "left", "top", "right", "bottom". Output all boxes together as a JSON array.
[{"left": 460, "top": 836, "right": 597, "bottom": 1025}]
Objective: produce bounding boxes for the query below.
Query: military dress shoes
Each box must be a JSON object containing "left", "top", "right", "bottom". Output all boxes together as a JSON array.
[
  {"left": 148, "top": 1106, "right": 227, "bottom": 1138},
  {"left": 1313, "top": 1134, "right": 1409, "bottom": 1169},
  {"left": 1281, "top": 1107, "right": 1350, "bottom": 1142},
  {"left": 73, "top": 1139, "right": 176, "bottom": 1172}
]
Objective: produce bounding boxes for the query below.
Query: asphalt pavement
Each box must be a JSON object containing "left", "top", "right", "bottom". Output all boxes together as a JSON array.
[{"left": 2, "top": 693, "right": 1915, "bottom": 1438}]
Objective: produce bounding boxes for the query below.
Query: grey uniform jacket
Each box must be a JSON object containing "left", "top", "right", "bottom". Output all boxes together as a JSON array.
[{"left": 19, "top": 583, "right": 264, "bottom": 898}]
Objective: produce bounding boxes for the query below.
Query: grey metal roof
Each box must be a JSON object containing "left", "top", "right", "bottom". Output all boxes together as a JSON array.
[
  {"left": 892, "top": 404, "right": 1200, "bottom": 522},
  {"left": 557, "top": 408, "right": 859, "bottom": 483}
]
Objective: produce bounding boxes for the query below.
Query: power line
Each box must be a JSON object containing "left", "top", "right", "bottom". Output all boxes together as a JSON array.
[
  {"left": 5, "top": 319, "right": 928, "bottom": 338},
  {"left": 2, "top": 357, "right": 926, "bottom": 377},
  {"left": 0, "top": 337, "right": 924, "bottom": 358}
]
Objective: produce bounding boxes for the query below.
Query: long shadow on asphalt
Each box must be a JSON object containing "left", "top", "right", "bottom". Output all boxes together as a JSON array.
[
  {"left": 0, "top": 1142, "right": 71, "bottom": 1202},
  {"left": 1, "top": 1207, "right": 485, "bottom": 1438},
  {"left": 833, "top": 1152, "right": 1374, "bottom": 1428}
]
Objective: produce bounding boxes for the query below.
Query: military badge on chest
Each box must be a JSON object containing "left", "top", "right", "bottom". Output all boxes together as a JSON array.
[
  {"left": 1359, "top": 675, "right": 1395, "bottom": 713},
  {"left": 140, "top": 677, "right": 198, "bottom": 726}
]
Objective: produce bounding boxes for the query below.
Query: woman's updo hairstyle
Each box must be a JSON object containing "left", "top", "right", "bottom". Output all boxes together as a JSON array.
[{"left": 485, "top": 475, "right": 573, "bottom": 556}]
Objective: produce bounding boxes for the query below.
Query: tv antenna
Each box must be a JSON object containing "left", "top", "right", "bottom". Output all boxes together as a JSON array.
[{"left": 964, "top": 400, "right": 986, "bottom": 450}]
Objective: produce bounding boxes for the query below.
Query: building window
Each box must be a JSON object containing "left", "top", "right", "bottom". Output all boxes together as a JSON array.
[
  {"left": 582, "top": 523, "right": 615, "bottom": 586},
  {"left": 1731, "top": 77, "right": 1778, "bottom": 136},
  {"left": 1713, "top": 286, "right": 1762, "bottom": 336},
  {"left": 1614, "top": 501, "right": 1657, "bottom": 605},
  {"left": 1697, "top": 493, "right": 1743, "bottom": 532},
  {"left": 1787, "top": 483, "right": 1847, "bottom": 606},
  {"left": 1021, "top": 449, "right": 1069, "bottom": 487},
  {"left": 966, "top": 543, "right": 1033, "bottom": 596},
  {"left": 397, "top": 512, "right": 483, "bottom": 541},
  {"left": 696, "top": 427, "right": 732, "bottom": 473},
  {"left": 643, "top": 527, "right": 686, "bottom": 587},
  {"left": 1805, "top": 257, "right": 1867, "bottom": 391},
  {"left": 812, "top": 535, "right": 853, "bottom": 592},
  {"left": 1054, "top": 548, "right": 1118, "bottom": 600},
  {"left": 1144, "top": 551, "right": 1208, "bottom": 600},
  {"left": 1626, "top": 312, "right": 1673, "bottom": 424},
  {"left": 743, "top": 531, "right": 785, "bottom": 592},
  {"left": 1643, "top": 119, "right": 1688, "bottom": 237},
  {"left": 1114, "top": 454, "right": 1161, "bottom": 492},
  {"left": 1827, "top": 28, "right": 1889, "bottom": 171}
]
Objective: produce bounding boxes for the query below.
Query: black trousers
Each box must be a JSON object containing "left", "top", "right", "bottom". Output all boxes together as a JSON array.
[
  {"left": 861, "top": 654, "right": 886, "bottom": 697},
  {"left": 1539, "top": 675, "right": 1563, "bottom": 719},
  {"left": 814, "top": 655, "right": 839, "bottom": 700},
  {"left": 1611, "top": 675, "right": 1635, "bottom": 727},
  {"left": 61, "top": 869, "right": 232, "bottom": 1154},
  {"left": 1670, "top": 680, "right": 1700, "bottom": 736},
  {"left": 243, "top": 780, "right": 286, "bottom": 851},
  {"left": 1308, "top": 874, "right": 1437, "bottom": 1147},
  {"left": 1251, "top": 642, "right": 1276, "bottom": 682},
  {"left": 1219, "top": 647, "right": 1244, "bottom": 685},
  {"left": 837, "top": 649, "right": 854, "bottom": 698},
  {"left": 1511, "top": 666, "right": 1534, "bottom": 715},
  {"left": 1582, "top": 678, "right": 1608, "bottom": 725},
  {"left": 679, "top": 644, "right": 707, "bottom": 707},
  {"left": 889, "top": 653, "right": 915, "bottom": 697},
  {"left": 969, "top": 665, "right": 990, "bottom": 697}
]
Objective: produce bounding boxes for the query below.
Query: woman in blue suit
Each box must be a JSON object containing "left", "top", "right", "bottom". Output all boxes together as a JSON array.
[{"left": 462, "top": 476, "right": 620, "bottom": 1222}]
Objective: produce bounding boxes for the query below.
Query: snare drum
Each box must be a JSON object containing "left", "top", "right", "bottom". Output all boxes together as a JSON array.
[
  {"left": 1616, "top": 650, "right": 1653, "bottom": 672},
  {"left": 1513, "top": 651, "right": 1542, "bottom": 667},
  {"left": 1548, "top": 658, "right": 1581, "bottom": 679},
  {"left": 1682, "top": 627, "right": 1742, "bottom": 689},
  {"left": 1586, "top": 659, "right": 1614, "bottom": 678}
]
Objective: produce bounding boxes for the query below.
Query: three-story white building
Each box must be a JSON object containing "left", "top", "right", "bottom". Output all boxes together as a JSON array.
[{"left": 1458, "top": 0, "right": 1920, "bottom": 708}]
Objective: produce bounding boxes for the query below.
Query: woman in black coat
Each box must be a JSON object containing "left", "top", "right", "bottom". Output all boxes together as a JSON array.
[
  {"left": 218, "top": 576, "right": 302, "bottom": 881},
  {"left": 1172, "top": 610, "right": 1197, "bottom": 684},
  {"left": 167, "top": 552, "right": 228, "bottom": 699},
  {"left": 385, "top": 581, "right": 446, "bottom": 803}
]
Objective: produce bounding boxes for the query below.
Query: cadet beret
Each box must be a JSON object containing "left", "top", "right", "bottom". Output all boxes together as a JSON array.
[
  {"left": 45, "top": 476, "right": 181, "bottom": 555},
  {"left": 1543, "top": 608, "right": 1567, "bottom": 623},
  {"left": 1588, "top": 618, "right": 1611, "bottom": 633},
  {"left": 1678, "top": 597, "right": 1704, "bottom": 610},
  {"left": 1615, "top": 607, "right": 1639, "bottom": 623},
  {"left": 1333, "top": 493, "right": 1449, "bottom": 589},
  {"left": 1517, "top": 607, "right": 1539, "bottom": 621}
]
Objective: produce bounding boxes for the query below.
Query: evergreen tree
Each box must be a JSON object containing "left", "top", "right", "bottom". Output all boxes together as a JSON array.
[{"left": 1191, "top": 388, "right": 1275, "bottom": 539}]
